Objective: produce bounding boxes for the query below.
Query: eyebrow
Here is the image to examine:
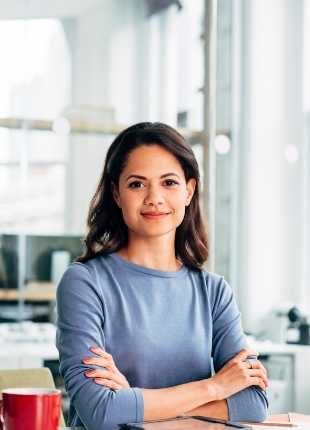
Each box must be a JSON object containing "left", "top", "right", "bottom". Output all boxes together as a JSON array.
[{"left": 126, "top": 173, "right": 181, "bottom": 181}]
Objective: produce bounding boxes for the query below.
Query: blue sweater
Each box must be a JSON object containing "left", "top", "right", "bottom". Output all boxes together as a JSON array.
[{"left": 56, "top": 253, "right": 267, "bottom": 429}]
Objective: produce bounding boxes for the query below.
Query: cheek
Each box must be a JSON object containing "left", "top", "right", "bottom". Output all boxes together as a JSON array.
[
  {"left": 174, "top": 205, "right": 186, "bottom": 226},
  {"left": 171, "top": 193, "right": 188, "bottom": 224},
  {"left": 172, "top": 191, "right": 188, "bottom": 209},
  {"left": 118, "top": 195, "right": 140, "bottom": 224}
]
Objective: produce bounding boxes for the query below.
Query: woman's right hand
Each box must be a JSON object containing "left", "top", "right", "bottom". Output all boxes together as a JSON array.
[
  {"left": 83, "top": 346, "right": 130, "bottom": 390},
  {"left": 210, "top": 348, "right": 269, "bottom": 401}
]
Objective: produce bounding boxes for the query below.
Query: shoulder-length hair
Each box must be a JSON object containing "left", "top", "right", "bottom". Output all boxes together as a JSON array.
[{"left": 77, "top": 122, "right": 208, "bottom": 269}]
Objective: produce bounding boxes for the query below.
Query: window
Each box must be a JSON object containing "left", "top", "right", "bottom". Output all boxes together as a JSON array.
[{"left": 0, "top": 19, "right": 70, "bottom": 234}]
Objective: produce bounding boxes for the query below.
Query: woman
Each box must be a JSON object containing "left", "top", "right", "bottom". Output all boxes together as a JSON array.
[{"left": 56, "top": 122, "right": 268, "bottom": 430}]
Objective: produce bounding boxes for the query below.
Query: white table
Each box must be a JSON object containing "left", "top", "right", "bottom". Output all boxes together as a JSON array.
[
  {"left": 0, "top": 322, "right": 58, "bottom": 368},
  {"left": 250, "top": 340, "right": 310, "bottom": 415}
]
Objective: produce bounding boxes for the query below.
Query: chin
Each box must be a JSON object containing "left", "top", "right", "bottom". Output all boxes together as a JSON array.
[
  {"left": 131, "top": 225, "right": 176, "bottom": 238},
  {"left": 147, "top": 230, "right": 175, "bottom": 238}
]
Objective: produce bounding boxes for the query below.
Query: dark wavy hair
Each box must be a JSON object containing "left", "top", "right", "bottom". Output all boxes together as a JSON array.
[{"left": 77, "top": 122, "right": 208, "bottom": 269}]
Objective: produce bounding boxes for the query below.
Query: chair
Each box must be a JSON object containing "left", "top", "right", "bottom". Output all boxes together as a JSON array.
[{"left": 0, "top": 367, "right": 65, "bottom": 426}]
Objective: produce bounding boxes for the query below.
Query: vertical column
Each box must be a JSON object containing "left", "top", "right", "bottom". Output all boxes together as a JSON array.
[
  {"left": 203, "top": 0, "right": 218, "bottom": 271},
  {"left": 157, "top": 6, "right": 179, "bottom": 125}
]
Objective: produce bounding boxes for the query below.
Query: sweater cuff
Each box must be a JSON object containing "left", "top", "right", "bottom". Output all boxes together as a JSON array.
[
  {"left": 226, "top": 388, "right": 268, "bottom": 422},
  {"left": 227, "top": 392, "right": 240, "bottom": 421},
  {"left": 132, "top": 387, "right": 144, "bottom": 423}
]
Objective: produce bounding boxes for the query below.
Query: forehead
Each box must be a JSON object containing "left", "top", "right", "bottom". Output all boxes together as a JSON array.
[{"left": 122, "top": 144, "right": 184, "bottom": 176}]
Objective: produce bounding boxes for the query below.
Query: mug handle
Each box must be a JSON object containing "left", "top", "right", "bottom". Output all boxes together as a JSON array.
[{"left": 0, "top": 399, "right": 3, "bottom": 430}]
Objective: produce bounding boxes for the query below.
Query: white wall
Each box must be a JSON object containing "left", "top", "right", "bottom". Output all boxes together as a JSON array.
[
  {"left": 301, "top": 0, "right": 310, "bottom": 314},
  {"left": 236, "top": 0, "right": 304, "bottom": 335},
  {"left": 65, "top": 0, "right": 149, "bottom": 233},
  {"left": 73, "top": 0, "right": 149, "bottom": 124},
  {"left": 65, "top": 0, "right": 204, "bottom": 234}
]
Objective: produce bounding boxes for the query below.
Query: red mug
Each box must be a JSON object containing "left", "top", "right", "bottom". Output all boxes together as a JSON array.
[{"left": 0, "top": 388, "right": 61, "bottom": 430}]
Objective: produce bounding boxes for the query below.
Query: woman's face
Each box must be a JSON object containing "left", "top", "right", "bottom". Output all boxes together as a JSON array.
[{"left": 113, "top": 144, "right": 196, "bottom": 240}]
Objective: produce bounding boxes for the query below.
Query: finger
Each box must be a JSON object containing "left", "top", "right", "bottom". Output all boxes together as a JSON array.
[
  {"left": 247, "top": 364, "right": 268, "bottom": 379},
  {"left": 232, "top": 348, "right": 258, "bottom": 362},
  {"left": 82, "top": 357, "right": 115, "bottom": 371},
  {"left": 249, "top": 369, "right": 269, "bottom": 387},
  {"left": 90, "top": 347, "right": 114, "bottom": 362},
  {"left": 252, "top": 377, "right": 267, "bottom": 391},
  {"left": 248, "top": 360, "right": 268, "bottom": 376},
  {"left": 85, "top": 368, "right": 112, "bottom": 379},
  {"left": 244, "top": 359, "right": 262, "bottom": 372},
  {"left": 243, "top": 359, "right": 252, "bottom": 370},
  {"left": 85, "top": 368, "right": 126, "bottom": 385},
  {"left": 94, "top": 378, "right": 123, "bottom": 390},
  {"left": 236, "top": 348, "right": 258, "bottom": 361}
]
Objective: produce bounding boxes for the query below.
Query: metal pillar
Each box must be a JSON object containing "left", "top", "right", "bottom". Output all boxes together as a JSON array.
[{"left": 203, "top": 0, "right": 217, "bottom": 271}]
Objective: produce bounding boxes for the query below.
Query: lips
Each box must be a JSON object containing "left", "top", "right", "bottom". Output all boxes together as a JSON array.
[
  {"left": 141, "top": 212, "right": 170, "bottom": 216},
  {"left": 141, "top": 211, "right": 171, "bottom": 219}
]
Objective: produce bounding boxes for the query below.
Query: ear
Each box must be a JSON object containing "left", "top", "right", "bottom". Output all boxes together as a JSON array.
[
  {"left": 112, "top": 183, "right": 121, "bottom": 208},
  {"left": 185, "top": 178, "right": 196, "bottom": 206}
]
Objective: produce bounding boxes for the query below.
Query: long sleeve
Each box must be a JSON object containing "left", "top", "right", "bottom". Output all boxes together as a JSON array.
[
  {"left": 56, "top": 263, "right": 144, "bottom": 430},
  {"left": 209, "top": 276, "right": 268, "bottom": 422}
]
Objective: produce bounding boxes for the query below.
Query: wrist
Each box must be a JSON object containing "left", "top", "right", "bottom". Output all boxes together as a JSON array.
[{"left": 204, "top": 377, "right": 222, "bottom": 402}]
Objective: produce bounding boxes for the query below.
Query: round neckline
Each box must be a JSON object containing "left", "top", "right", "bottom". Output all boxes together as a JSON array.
[{"left": 108, "top": 252, "right": 188, "bottom": 278}]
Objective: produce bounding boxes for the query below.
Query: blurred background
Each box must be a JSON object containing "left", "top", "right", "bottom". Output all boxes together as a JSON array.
[{"left": 0, "top": 0, "right": 309, "bottom": 419}]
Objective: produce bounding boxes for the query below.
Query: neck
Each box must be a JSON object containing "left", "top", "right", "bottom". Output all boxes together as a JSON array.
[{"left": 118, "top": 234, "right": 182, "bottom": 271}]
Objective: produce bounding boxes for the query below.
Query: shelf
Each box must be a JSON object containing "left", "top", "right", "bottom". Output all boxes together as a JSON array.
[
  {"left": 0, "top": 282, "right": 56, "bottom": 302},
  {"left": 0, "top": 117, "right": 218, "bottom": 144},
  {"left": 0, "top": 117, "right": 123, "bottom": 136}
]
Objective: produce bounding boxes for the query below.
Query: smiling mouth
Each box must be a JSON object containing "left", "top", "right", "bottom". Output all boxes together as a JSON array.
[{"left": 141, "top": 212, "right": 171, "bottom": 219}]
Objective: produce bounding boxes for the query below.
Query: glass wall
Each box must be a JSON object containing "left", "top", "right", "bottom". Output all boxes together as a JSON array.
[
  {"left": 0, "top": 19, "right": 70, "bottom": 233},
  {"left": 0, "top": 0, "right": 207, "bottom": 321},
  {"left": 0, "top": 0, "right": 309, "bottom": 337},
  {"left": 0, "top": 0, "right": 205, "bottom": 236}
]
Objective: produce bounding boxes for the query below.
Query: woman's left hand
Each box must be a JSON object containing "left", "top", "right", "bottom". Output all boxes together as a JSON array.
[{"left": 82, "top": 346, "right": 130, "bottom": 390}]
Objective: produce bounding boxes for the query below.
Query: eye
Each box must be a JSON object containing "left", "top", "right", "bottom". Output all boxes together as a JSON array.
[
  {"left": 163, "top": 179, "right": 179, "bottom": 187},
  {"left": 128, "top": 181, "right": 145, "bottom": 189}
]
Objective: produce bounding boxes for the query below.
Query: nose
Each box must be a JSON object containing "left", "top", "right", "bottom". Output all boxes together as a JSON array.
[{"left": 143, "top": 184, "right": 164, "bottom": 206}]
